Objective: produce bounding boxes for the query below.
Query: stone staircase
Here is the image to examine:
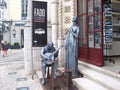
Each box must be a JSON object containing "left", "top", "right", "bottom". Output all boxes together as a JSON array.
[
  {"left": 36, "top": 61, "right": 120, "bottom": 90},
  {"left": 72, "top": 61, "right": 120, "bottom": 90}
]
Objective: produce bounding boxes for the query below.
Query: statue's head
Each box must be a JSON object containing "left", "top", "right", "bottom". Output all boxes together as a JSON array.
[
  {"left": 72, "top": 17, "right": 78, "bottom": 23},
  {"left": 1, "top": 40, "right": 4, "bottom": 44},
  {"left": 48, "top": 42, "right": 54, "bottom": 49}
]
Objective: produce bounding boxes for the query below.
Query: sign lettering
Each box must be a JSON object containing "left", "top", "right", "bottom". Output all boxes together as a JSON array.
[{"left": 32, "top": 1, "right": 47, "bottom": 47}]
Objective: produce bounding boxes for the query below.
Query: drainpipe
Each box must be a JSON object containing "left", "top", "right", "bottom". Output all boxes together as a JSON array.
[{"left": 51, "top": 0, "right": 58, "bottom": 47}]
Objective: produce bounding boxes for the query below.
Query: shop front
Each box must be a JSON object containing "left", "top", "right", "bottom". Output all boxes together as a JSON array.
[{"left": 77, "top": 0, "right": 111, "bottom": 66}]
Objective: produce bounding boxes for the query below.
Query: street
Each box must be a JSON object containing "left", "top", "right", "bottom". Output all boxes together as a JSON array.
[{"left": 0, "top": 49, "right": 43, "bottom": 90}]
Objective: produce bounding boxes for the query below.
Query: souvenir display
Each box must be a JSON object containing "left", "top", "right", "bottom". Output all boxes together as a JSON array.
[
  {"left": 103, "top": 0, "right": 115, "bottom": 63},
  {"left": 103, "top": 2, "right": 113, "bottom": 48}
]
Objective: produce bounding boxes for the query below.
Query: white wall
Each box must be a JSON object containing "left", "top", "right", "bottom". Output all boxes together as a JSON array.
[{"left": 9, "top": 0, "right": 21, "bottom": 20}]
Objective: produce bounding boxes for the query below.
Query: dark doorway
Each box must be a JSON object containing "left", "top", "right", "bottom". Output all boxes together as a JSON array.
[{"left": 21, "top": 29, "right": 24, "bottom": 48}]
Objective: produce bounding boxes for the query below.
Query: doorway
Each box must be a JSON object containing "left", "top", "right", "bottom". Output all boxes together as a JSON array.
[
  {"left": 77, "top": 0, "right": 103, "bottom": 66},
  {"left": 21, "top": 29, "right": 24, "bottom": 48}
]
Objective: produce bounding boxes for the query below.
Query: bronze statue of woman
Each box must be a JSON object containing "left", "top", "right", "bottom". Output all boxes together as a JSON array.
[{"left": 65, "top": 17, "right": 80, "bottom": 77}]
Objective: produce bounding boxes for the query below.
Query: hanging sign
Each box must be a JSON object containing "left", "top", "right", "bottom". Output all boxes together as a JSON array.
[{"left": 32, "top": 1, "right": 47, "bottom": 47}]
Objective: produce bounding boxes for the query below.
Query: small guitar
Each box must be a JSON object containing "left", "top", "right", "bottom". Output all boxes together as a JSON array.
[{"left": 45, "top": 45, "right": 63, "bottom": 60}]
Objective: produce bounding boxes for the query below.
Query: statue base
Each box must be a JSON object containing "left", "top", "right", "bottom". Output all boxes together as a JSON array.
[
  {"left": 41, "top": 71, "right": 83, "bottom": 90},
  {"left": 41, "top": 76, "right": 77, "bottom": 90}
]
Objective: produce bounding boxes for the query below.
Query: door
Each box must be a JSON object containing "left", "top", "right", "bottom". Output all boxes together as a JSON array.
[
  {"left": 77, "top": 0, "right": 88, "bottom": 61},
  {"left": 78, "top": 0, "right": 104, "bottom": 66},
  {"left": 21, "top": 29, "right": 24, "bottom": 48}
]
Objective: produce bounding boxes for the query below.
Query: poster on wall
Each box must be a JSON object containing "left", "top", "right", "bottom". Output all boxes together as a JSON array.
[{"left": 32, "top": 1, "right": 47, "bottom": 47}]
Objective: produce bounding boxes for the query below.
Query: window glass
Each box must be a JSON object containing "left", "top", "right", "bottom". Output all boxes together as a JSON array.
[
  {"left": 0, "top": 10, "right": 1, "bottom": 18},
  {"left": 21, "top": 0, "right": 28, "bottom": 20},
  {"left": 95, "top": 32, "right": 101, "bottom": 48},
  {"left": 95, "top": 14, "right": 101, "bottom": 30},
  {"left": 79, "top": 16, "right": 87, "bottom": 47},
  {"left": 94, "top": 0, "right": 101, "bottom": 13},
  {"left": 78, "top": 0, "right": 86, "bottom": 14},
  {"left": 88, "top": 0, "right": 93, "bottom": 15},
  {"left": 88, "top": 16, "right": 94, "bottom": 31},
  {"left": 89, "top": 33, "right": 94, "bottom": 48}
]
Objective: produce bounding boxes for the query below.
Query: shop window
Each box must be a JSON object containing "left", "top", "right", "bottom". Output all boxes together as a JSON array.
[
  {"left": 88, "top": 0, "right": 93, "bottom": 15},
  {"left": 95, "top": 32, "right": 101, "bottom": 48},
  {"left": 88, "top": 33, "right": 94, "bottom": 48},
  {"left": 79, "top": 16, "right": 87, "bottom": 47},
  {"left": 94, "top": 0, "right": 101, "bottom": 13},
  {"left": 95, "top": 14, "right": 101, "bottom": 30},
  {"left": 78, "top": 0, "right": 86, "bottom": 14},
  {"left": 88, "top": 16, "right": 94, "bottom": 31}
]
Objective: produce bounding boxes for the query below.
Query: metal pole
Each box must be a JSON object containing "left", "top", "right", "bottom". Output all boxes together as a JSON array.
[
  {"left": 1, "top": 20, "right": 3, "bottom": 39},
  {"left": 9, "top": 21, "right": 12, "bottom": 44}
]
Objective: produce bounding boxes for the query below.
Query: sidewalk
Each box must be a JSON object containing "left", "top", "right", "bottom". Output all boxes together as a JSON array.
[
  {"left": 1, "top": 49, "right": 119, "bottom": 90},
  {"left": 0, "top": 49, "right": 43, "bottom": 90}
]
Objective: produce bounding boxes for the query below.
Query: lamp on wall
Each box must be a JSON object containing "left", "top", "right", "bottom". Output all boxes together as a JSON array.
[
  {"left": 2, "top": 22, "right": 5, "bottom": 32},
  {"left": 12, "top": 29, "right": 16, "bottom": 38}
]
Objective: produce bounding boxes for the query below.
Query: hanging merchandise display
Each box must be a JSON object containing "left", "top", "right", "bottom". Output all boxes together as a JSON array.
[
  {"left": 103, "top": 1, "right": 113, "bottom": 49},
  {"left": 103, "top": 0, "right": 115, "bottom": 63}
]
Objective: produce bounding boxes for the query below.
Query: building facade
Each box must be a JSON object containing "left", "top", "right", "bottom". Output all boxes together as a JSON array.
[
  {"left": 0, "top": 0, "right": 8, "bottom": 42},
  {"left": 0, "top": 0, "right": 24, "bottom": 48},
  {"left": 1, "top": 0, "right": 119, "bottom": 75},
  {"left": 23, "top": 0, "right": 77, "bottom": 74}
]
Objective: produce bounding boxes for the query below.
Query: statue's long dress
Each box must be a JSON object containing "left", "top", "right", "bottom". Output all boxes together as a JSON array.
[{"left": 65, "top": 26, "right": 79, "bottom": 76}]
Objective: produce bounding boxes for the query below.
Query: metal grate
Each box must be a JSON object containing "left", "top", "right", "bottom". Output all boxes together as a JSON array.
[
  {"left": 8, "top": 72, "right": 17, "bottom": 75},
  {"left": 17, "top": 77, "right": 27, "bottom": 81},
  {"left": 16, "top": 87, "right": 29, "bottom": 90}
]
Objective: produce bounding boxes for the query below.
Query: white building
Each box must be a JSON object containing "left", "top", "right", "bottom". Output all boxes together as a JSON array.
[
  {"left": 0, "top": 0, "right": 52, "bottom": 48},
  {"left": 0, "top": 0, "right": 77, "bottom": 75},
  {"left": 0, "top": 0, "right": 26, "bottom": 48}
]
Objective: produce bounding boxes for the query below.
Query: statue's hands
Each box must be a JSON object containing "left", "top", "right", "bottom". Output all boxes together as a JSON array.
[
  {"left": 65, "top": 45, "right": 67, "bottom": 49},
  {"left": 47, "top": 57, "right": 50, "bottom": 60},
  {"left": 76, "top": 37, "right": 78, "bottom": 39}
]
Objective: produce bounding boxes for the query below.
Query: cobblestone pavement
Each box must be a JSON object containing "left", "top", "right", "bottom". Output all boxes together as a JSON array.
[{"left": 0, "top": 49, "right": 43, "bottom": 90}]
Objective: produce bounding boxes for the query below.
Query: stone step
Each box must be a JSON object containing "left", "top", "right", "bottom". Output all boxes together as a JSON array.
[
  {"left": 72, "top": 77, "right": 109, "bottom": 90},
  {"left": 78, "top": 61, "right": 120, "bottom": 78},
  {"left": 78, "top": 61, "right": 120, "bottom": 90}
]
